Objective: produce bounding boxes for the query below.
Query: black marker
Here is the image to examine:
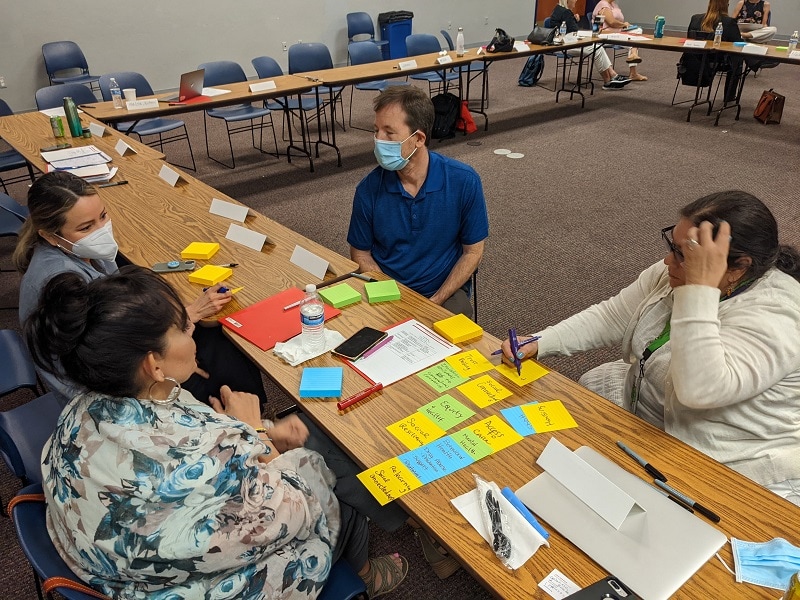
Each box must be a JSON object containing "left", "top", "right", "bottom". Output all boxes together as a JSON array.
[{"left": 99, "top": 180, "right": 129, "bottom": 188}]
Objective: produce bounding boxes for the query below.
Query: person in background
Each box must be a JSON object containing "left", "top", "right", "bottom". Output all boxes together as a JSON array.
[
  {"left": 14, "top": 171, "right": 266, "bottom": 406},
  {"left": 502, "top": 191, "right": 800, "bottom": 505},
  {"left": 593, "top": 0, "right": 648, "bottom": 81},
  {"left": 550, "top": 0, "right": 632, "bottom": 90},
  {"left": 687, "top": 0, "right": 744, "bottom": 103},
  {"left": 732, "top": 0, "right": 776, "bottom": 43},
  {"left": 347, "top": 87, "right": 489, "bottom": 318},
  {"left": 25, "top": 266, "right": 408, "bottom": 599}
]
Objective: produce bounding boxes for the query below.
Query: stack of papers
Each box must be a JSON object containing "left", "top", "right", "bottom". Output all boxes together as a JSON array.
[{"left": 42, "top": 145, "right": 116, "bottom": 183}]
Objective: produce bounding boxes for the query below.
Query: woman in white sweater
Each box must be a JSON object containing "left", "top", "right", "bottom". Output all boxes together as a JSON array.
[{"left": 503, "top": 191, "right": 800, "bottom": 504}]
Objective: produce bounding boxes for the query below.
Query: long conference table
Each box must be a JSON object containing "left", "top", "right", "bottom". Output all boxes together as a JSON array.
[{"left": 3, "top": 109, "right": 800, "bottom": 599}]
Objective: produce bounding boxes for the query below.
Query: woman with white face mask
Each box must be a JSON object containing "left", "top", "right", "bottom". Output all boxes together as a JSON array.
[{"left": 14, "top": 171, "right": 267, "bottom": 407}]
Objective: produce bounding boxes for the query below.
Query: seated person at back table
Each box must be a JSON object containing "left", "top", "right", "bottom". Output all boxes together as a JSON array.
[
  {"left": 732, "top": 0, "right": 777, "bottom": 43},
  {"left": 347, "top": 87, "right": 489, "bottom": 318},
  {"left": 592, "top": 0, "right": 648, "bottom": 81},
  {"left": 687, "top": 0, "right": 744, "bottom": 103}
]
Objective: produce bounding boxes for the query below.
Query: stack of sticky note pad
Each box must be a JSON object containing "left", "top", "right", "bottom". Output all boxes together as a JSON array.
[
  {"left": 299, "top": 367, "right": 343, "bottom": 398},
  {"left": 188, "top": 265, "right": 233, "bottom": 286},
  {"left": 364, "top": 279, "right": 401, "bottom": 304},
  {"left": 181, "top": 242, "right": 220, "bottom": 260},
  {"left": 318, "top": 283, "right": 362, "bottom": 308},
  {"left": 433, "top": 313, "right": 483, "bottom": 344}
]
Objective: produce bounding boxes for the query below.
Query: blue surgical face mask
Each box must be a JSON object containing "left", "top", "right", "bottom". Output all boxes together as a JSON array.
[
  {"left": 731, "top": 537, "right": 800, "bottom": 590},
  {"left": 373, "top": 130, "right": 419, "bottom": 171}
]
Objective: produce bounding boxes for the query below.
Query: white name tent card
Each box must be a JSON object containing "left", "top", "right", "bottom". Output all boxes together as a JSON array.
[
  {"left": 789, "top": 50, "right": 800, "bottom": 60},
  {"left": 436, "top": 55, "right": 453, "bottom": 65},
  {"left": 158, "top": 164, "right": 183, "bottom": 187},
  {"left": 125, "top": 98, "right": 159, "bottom": 111},
  {"left": 513, "top": 41, "right": 529, "bottom": 52},
  {"left": 210, "top": 198, "right": 249, "bottom": 222},
  {"left": 225, "top": 223, "right": 267, "bottom": 252},
  {"left": 397, "top": 59, "right": 418, "bottom": 71},
  {"left": 201, "top": 87, "right": 231, "bottom": 97},
  {"left": 249, "top": 80, "right": 277, "bottom": 93},
  {"left": 290, "top": 245, "right": 329, "bottom": 280},
  {"left": 683, "top": 39, "right": 707, "bottom": 48},
  {"left": 114, "top": 139, "right": 136, "bottom": 157},
  {"left": 88, "top": 122, "right": 106, "bottom": 137},
  {"left": 742, "top": 43, "right": 769, "bottom": 55}
]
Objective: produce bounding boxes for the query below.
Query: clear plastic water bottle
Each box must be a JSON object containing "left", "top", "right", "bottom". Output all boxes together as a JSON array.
[
  {"left": 789, "top": 31, "right": 799, "bottom": 54},
  {"left": 456, "top": 27, "right": 465, "bottom": 56},
  {"left": 713, "top": 22, "right": 723, "bottom": 47},
  {"left": 559, "top": 21, "right": 567, "bottom": 38},
  {"left": 300, "top": 284, "right": 325, "bottom": 353},
  {"left": 109, "top": 77, "right": 124, "bottom": 109}
]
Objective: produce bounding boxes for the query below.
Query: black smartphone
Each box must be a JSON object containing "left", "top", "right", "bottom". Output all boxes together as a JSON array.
[
  {"left": 564, "top": 577, "right": 641, "bottom": 600},
  {"left": 40, "top": 143, "right": 71, "bottom": 152},
  {"left": 332, "top": 327, "right": 388, "bottom": 361}
]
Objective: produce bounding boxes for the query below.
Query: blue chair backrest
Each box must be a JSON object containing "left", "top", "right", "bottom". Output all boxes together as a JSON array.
[
  {"left": 98, "top": 72, "right": 154, "bottom": 101},
  {"left": 440, "top": 29, "right": 455, "bottom": 51},
  {"left": 405, "top": 34, "right": 442, "bottom": 57},
  {"left": 348, "top": 41, "right": 384, "bottom": 66},
  {"left": 0, "top": 99, "right": 13, "bottom": 117},
  {"left": 34, "top": 83, "right": 96, "bottom": 110},
  {"left": 544, "top": 17, "right": 554, "bottom": 28},
  {"left": 347, "top": 12, "right": 376, "bottom": 41},
  {"left": 288, "top": 43, "right": 334, "bottom": 74},
  {"left": 0, "top": 392, "right": 63, "bottom": 484},
  {"left": 252, "top": 56, "right": 284, "bottom": 79},
  {"left": 198, "top": 61, "right": 247, "bottom": 87},
  {"left": 0, "top": 193, "right": 29, "bottom": 222},
  {"left": 41, "top": 41, "right": 89, "bottom": 77}
]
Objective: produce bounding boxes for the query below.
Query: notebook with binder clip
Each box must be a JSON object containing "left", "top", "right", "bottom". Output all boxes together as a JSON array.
[{"left": 161, "top": 69, "right": 207, "bottom": 104}]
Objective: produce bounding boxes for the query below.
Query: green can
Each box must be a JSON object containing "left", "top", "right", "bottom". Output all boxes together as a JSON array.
[
  {"left": 784, "top": 572, "right": 800, "bottom": 600},
  {"left": 50, "top": 115, "right": 65, "bottom": 138}
]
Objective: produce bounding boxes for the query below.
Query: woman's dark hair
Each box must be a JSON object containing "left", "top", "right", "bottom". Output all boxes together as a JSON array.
[
  {"left": 14, "top": 171, "right": 97, "bottom": 273},
  {"left": 680, "top": 190, "right": 800, "bottom": 282},
  {"left": 24, "top": 266, "right": 189, "bottom": 398}
]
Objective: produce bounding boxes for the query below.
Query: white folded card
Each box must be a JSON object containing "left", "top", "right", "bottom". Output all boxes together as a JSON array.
[
  {"left": 436, "top": 55, "right": 453, "bottom": 65},
  {"left": 249, "top": 80, "right": 277, "bottom": 93},
  {"left": 683, "top": 39, "right": 707, "bottom": 48},
  {"left": 114, "top": 139, "right": 135, "bottom": 156},
  {"left": 158, "top": 164, "right": 183, "bottom": 187},
  {"left": 88, "top": 122, "right": 106, "bottom": 137},
  {"left": 513, "top": 41, "right": 529, "bottom": 52},
  {"left": 577, "top": 30, "right": 593, "bottom": 38},
  {"left": 290, "top": 245, "right": 329, "bottom": 280},
  {"left": 742, "top": 43, "right": 769, "bottom": 55},
  {"left": 398, "top": 59, "right": 418, "bottom": 71},
  {"left": 210, "top": 198, "right": 249, "bottom": 222},
  {"left": 225, "top": 223, "right": 267, "bottom": 251},
  {"left": 789, "top": 50, "right": 800, "bottom": 60},
  {"left": 125, "top": 99, "right": 159, "bottom": 111}
]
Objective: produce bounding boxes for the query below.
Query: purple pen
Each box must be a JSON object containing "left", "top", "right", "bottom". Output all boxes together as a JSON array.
[
  {"left": 360, "top": 335, "right": 393, "bottom": 360},
  {"left": 491, "top": 336, "right": 541, "bottom": 356},
  {"left": 508, "top": 328, "right": 522, "bottom": 376}
]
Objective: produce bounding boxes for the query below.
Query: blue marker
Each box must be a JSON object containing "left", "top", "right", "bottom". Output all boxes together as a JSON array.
[
  {"left": 203, "top": 286, "right": 230, "bottom": 293},
  {"left": 501, "top": 486, "right": 549, "bottom": 539}
]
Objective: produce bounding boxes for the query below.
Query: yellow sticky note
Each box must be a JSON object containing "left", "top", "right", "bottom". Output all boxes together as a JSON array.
[
  {"left": 457, "top": 374, "right": 513, "bottom": 409},
  {"left": 521, "top": 400, "right": 578, "bottom": 432},
  {"left": 357, "top": 457, "right": 423, "bottom": 506},
  {"left": 495, "top": 360, "right": 550, "bottom": 386},
  {"left": 463, "top": 415, "right": 524, "bottom": 453},
  {"left": 386, "top": 413, "right": 447, "bottom": 450},
  {"left": 445, "top": 349, "right": 495, "bottom": 378},
  {"left": 433, "top": 313, "right": 483, "bottom": 344},
  {"left": 181, "top": 242, "right": 220, "bottom": 260},
  {"left": 188, "top": 265, "right": 233, "bottom": 286}
]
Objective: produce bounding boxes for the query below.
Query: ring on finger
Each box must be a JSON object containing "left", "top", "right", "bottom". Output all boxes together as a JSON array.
[{"left": 687, "top": 238, "right": 699, "bottom": 247}]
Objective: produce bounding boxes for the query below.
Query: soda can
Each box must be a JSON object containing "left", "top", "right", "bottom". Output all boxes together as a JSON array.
[
  {"left": 784, "top": 572, "right": 800, "bottom": 600},
  {"left": 654, "top": 16, "right": 666, "bottom": 39},
  {"left": 50, "top": 115, "right": 65, "bottom": 138}
]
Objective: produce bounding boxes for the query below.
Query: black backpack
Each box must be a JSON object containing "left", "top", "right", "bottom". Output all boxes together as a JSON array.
[
  {"left": 431, "top": 92, "right": 461, "bottom": 140},
  {"left": 518, "top": 55, "right": 545, "bottom": 87}
]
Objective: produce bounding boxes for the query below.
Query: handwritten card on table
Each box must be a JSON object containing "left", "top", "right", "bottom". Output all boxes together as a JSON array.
[
  {"left": 399, "top": 436, "right": 475, "bottom": 484},
  {"left": 450, "top": 429, "right": 494, "bottom": 461},
  {"left": 463, "top": 415, "right": 523, "bottom": 453},
  {"left": 495, "top": 360, "right": 550, "bottom": 386},
  {"left": 357, "top": 457, "right": 423, "bottom": 505},
  {"left": 445, "top": 349, "right": 494, "bottom": 378},
  {"left": 522, "top": 400, "right": 578, "bottom": 433},
  {"left": 210, "top": 198, "right": 249, "bottom": 222},
  {"left": 501, "top": 402, "right": 539, "bottom": 436},
  {"left": 418, "top": 395, "right": 475, "bottom": 430},
  {"left": 387, "top": 413, "right": 447, "bottom": 450},
  {"left": 417, "top": 362, "right": 468, "bottom": 392},
  {"left": 457, "top": 374, "right": 513, "bottom": 408}
]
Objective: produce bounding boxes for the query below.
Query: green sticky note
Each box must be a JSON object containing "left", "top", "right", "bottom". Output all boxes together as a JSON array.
[
  {"left": 419, "top": 394, "right": 475, "bottom": 430},
  {"left": 364, "top": 279, "right": 401, "bottom": 303},
  {"left": 417, "top": 362, "right": 469, "bottom": 392},
  {"left": 449, "top": 430, "right": 494, "bottom": 461},
  {"left": 318, "top": 283, "right": 361, "bottom": 308}
]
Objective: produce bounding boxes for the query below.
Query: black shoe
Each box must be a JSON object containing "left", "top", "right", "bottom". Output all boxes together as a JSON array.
[{"left": 603, "top": 75, "right": 630, "bottom": 90}]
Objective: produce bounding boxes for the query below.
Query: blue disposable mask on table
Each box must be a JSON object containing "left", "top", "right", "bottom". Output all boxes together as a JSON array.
[
  {"left": 373, "top": 130, "right": 419, "bottom": 171},
  {"left": 731, "top": 537, "right": 800, "bottom": 590}
]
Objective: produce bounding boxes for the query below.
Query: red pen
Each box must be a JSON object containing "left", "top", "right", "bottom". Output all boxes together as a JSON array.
[{"left": 337, "top": 383, "right": 383, "bottom": 411}]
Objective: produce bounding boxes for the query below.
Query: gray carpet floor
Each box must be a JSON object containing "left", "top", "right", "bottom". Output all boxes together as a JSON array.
[{"left": 0, "top": 43, "right": 798, "bottom": 599}]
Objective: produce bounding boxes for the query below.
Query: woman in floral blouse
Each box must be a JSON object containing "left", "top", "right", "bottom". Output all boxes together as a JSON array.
[{"left": 25, "top": 266, "right": 407, "bottom": 599}]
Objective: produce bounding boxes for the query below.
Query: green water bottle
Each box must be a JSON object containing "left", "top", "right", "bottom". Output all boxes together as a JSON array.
[{"left": 62, "top": 97, "right": 83, "bottom": 138}]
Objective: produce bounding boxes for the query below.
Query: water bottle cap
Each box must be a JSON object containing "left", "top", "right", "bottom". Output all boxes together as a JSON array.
[
  {"left": 458, "top": 27, "right": 463, "bottom": 31},
  {"left": 305, "top": 284, "right": 316, "bottom": 293}
]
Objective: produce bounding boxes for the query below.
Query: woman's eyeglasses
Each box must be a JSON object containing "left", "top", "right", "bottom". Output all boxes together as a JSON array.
[{"left": 661, "top": 226, "right": 684, "bottom": 262}]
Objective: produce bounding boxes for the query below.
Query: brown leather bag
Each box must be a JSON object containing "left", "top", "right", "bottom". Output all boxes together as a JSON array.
[{"left": 753, "top": 88, "right": 785, "bottom": 124}]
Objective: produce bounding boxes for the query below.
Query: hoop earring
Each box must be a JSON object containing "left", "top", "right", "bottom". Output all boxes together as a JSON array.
[{"left": 147, "top": 377, "right": 182, "bottom": 405}]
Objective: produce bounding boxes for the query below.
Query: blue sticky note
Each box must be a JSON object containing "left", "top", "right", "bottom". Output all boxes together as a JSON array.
[
  {"left": 733, "top": 41, "right": 747, "bottom": 46},
  {"left": 399, "top": 436, "right": 476, "bottom": 484},
  {"left": 500, "top": 402, "right": 539, "bottom": 436},
  {"left": 299, "top": 367, "right": 343, "bottom": 398}
]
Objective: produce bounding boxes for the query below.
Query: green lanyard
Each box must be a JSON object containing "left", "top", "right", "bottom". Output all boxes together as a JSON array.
[{"left": 630, "top": 319, "right": 671, "bottom": 415}]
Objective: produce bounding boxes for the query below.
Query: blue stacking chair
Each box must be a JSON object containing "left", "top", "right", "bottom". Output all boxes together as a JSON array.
[
  {"left": 288, "top": 43, "right": 346, "bottom": 132},
  {"left": 0, "top": 194, "right": 29, "bottom": 276},
  {"left": 0, "top": 100, "right": 36, "bottom": 194},
  {"left": 439, "top": 29, "right": 489, "bottom": 104},
  {"left": 404, "top": 34, "right": 460, "bottom": 96},
  {"left": 197, "top": 61, "right": 278, "bottom": 168},
  {"left": 98, "top": 72, "right": 196, "bottom": 171},
  {"left": 347, "top": 41, "right": 408, "bottom": 131},
  {"left": 41, "top": 41, "right": 100, "bottom": 92},
  {"left": 0, "top": 329, "right": 39, "bottom": 400},
  {"left": 34, "top": 83, "right": 97, "bottom": 111},
  {"left": 346, "top": 12, "right": 388, "bottom": 63}
]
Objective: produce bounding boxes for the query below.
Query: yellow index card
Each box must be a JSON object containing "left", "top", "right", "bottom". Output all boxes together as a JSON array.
[
  {"left": 495, "top": 360, "right": 550, "bottom": 386},
  {"left": 457, "top": 374, "right": 513, "bottom": 409},
  {"left": 387, "top": 413, "right": 447, "bottom": 450},
  {"left": 357, "top": 457, "right": 423, "bottom": 505},
  {"left": 521, "top": 400, "right": 578, "bottom": 433},
  {"left": 445, "top": 349, "right": 494, "bottom": 378},
  {"left": 464, "top": 415, "right": 523, "bottom": 452}
]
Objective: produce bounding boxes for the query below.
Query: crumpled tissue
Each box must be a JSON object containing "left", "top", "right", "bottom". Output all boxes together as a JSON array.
[{"left": 273, "top": 329, "right": 346, "bottom": 366}]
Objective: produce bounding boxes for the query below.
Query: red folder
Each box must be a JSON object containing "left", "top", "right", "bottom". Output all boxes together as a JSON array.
[
  {"left": 220, "top": 288, "right": 340, "bottom": 351},
  {"left": 168, "top": 95, "right": 211, "bottom": 106}
]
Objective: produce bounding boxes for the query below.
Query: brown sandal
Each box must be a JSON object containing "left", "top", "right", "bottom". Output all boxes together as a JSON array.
[
  {"left": 416, "top": 529, "right": 461, "bottom": 579},
  {"left": 362, "top": 554, "right": 408, "bottom": 598}
]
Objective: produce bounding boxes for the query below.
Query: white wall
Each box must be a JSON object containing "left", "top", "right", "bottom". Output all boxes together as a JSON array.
[{"left": 1, "top": 1, "right": 535, "bottom": 112}]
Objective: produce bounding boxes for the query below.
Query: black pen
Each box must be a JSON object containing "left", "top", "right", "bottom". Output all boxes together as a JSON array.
[
  {"left": 79, "top": 104, "right": 96, "bottom": 108},
  {"left": 616, "top": 440, "right": 667, "bottom": 482},
  {"left": 99, "top": 180, "right": 128, "bottom": 188},
  {"left": 654, "top": 479, "right": 721, "bottom": 523}
]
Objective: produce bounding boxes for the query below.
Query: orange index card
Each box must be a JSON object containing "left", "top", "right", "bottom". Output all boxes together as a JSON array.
[
  {"left": 495, "top": 360, "right": 550, "bottom": 386},
  {"left": 521, "top": 400, "right": 578, "bottom": 433},
  {"left": 457, "top": 374, "right": 513, "bottom": 409},
  {"left": 386, "top": 413, "right": 447, "bottom": 450},
  {"left": 357, "top": 457, "right": 423, "bottom": 505},
  {"left": 445, "top": 349, "right": 495, "bottom": 378},
  {"left": 465, "top": 415, "right": 523, "bottom": 452}
]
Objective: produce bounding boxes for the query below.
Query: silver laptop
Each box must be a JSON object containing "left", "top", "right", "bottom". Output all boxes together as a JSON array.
[
  {"left": 517, "top": 446, "right": 727, "bottom": 600},
  {"left": 161, "top": 69, "right": 205, "bottom": 103}
]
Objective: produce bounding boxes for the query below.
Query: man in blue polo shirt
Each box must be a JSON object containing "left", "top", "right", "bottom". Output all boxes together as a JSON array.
[{"left": 347, "top": 87, "right": 489, "bottom": 317}]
